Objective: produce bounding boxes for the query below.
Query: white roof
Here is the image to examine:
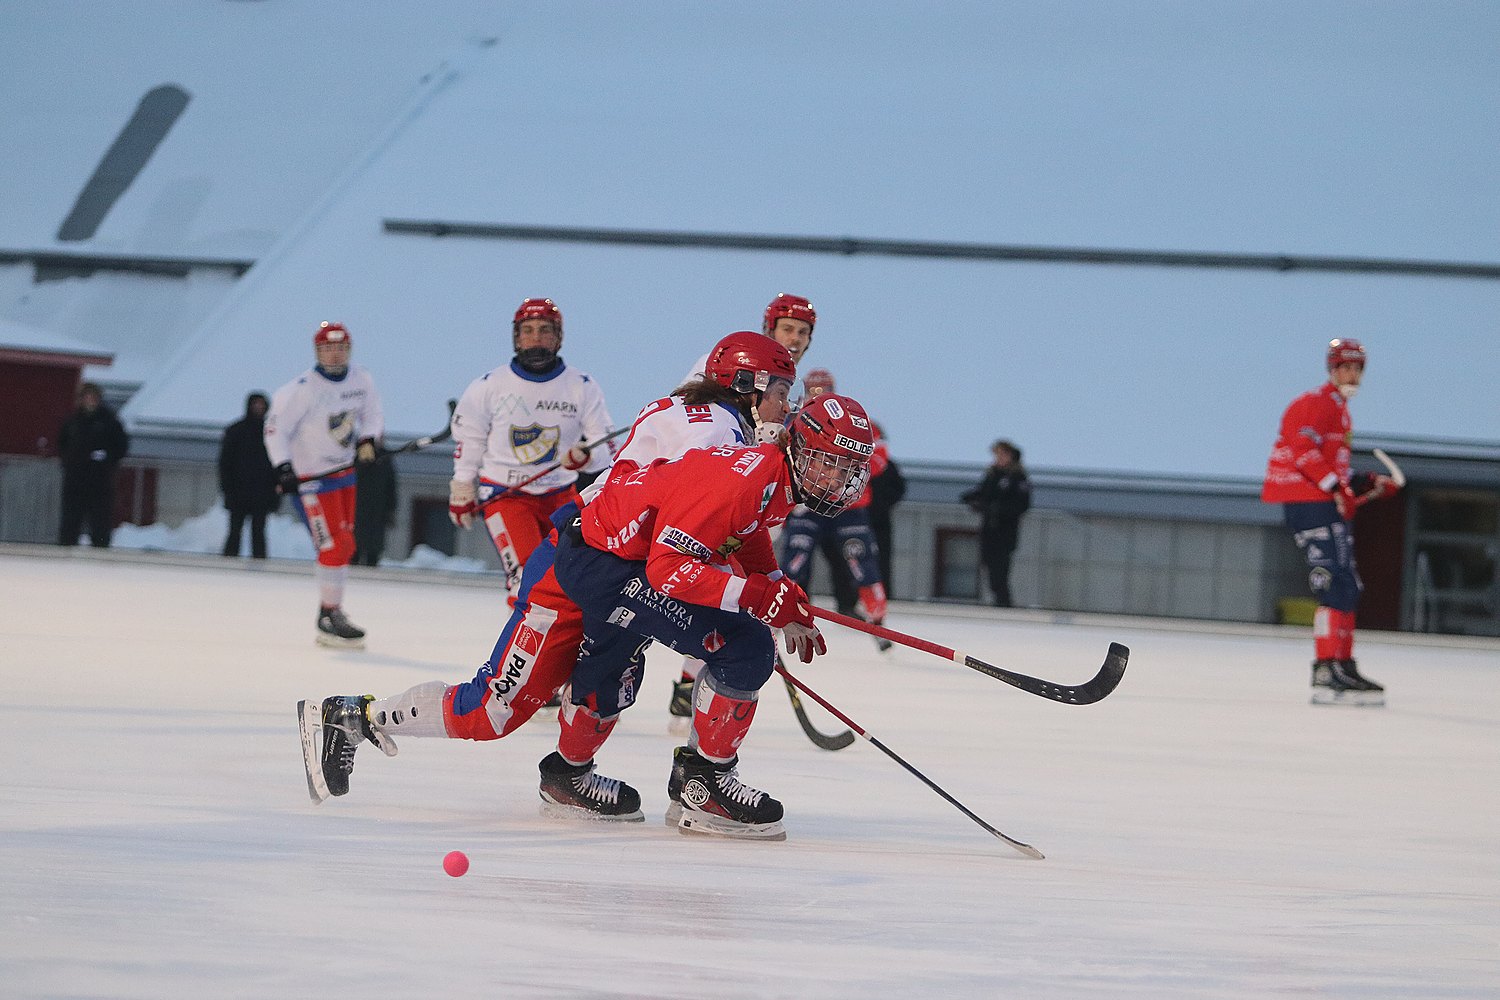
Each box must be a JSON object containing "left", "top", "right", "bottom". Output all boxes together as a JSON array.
[{"left": 4, "top": 2, "right": 1498, "bottom": 475}]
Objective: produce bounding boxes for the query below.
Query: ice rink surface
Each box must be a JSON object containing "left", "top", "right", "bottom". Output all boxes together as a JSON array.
[{"left": 2, "top": 548, "right": 1497, "bottom": 998}]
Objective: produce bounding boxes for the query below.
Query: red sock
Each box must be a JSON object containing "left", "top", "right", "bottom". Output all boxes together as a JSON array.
[{"left": 1313, "top": 606, "right": 1356, "bottom": 660}]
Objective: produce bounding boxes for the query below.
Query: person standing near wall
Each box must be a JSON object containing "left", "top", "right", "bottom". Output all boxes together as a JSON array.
[
  {"left": 866, "top": 423, "right": 906, "bottom": 597},
  {"left": 353, "top": 447, "right": 397, "bottom": 567},
  {"left": 57, "top": 381, "right": 129, "bottom": 547},
  {"left": 218, "top": 391, "right": 279, "bottom": 559},
  {"left": 1262, "top": 338, "right": 1399, "bottom": 706},
  {"left": 962, "top": 439, "right": 1031, "bottom": 608}
]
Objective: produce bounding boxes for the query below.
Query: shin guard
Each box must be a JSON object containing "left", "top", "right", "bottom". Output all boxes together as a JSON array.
[
  {"left": 688, "top": 673, "right": 758, "bottom": 762},
  {"left": 556, "top": 692, "right": 619, "bottom": 765}
]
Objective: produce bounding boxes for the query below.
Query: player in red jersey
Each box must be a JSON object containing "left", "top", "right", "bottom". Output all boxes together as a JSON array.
[
  {"left": 299, "top": 333, "right": 801, "bottom": 810},
  {"left": 548, "top": 392, "right": 875, "bottom": 839},
  {"left": 1262, "top": 338, "right": 1400, "bottom": 706},
  {"left": 779, "top": 368, "right": 891, "bottom": 639}
]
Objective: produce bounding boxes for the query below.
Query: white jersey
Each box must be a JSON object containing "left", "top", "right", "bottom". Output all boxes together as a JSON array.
[
  {"left": 580, "top": 395, "right": 751, "bottom": 505},
  {"left": 264, "top": 363, "right": 384, "bottom": 478},
  {"left": 451, "top": 359, "right": 615, "bottom": 496}
]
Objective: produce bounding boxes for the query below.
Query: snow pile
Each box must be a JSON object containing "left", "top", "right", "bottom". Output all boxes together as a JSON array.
[{"left": 109, "top": 504, "right": 488, "bottom": 572}]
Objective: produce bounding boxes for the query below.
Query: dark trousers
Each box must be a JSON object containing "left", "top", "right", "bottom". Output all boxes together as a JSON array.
[
  {"left": 59, "top": 477, "right": 114, "bottom": 548},
  {"left": 984, "top": 547, "right": 1016, "bottom": 607},
  {"left": 223, "top": 510, "right": 268, "bottom": 558},
  {"left": 553, "top": 524, "right": 775, "bottom": 717}
]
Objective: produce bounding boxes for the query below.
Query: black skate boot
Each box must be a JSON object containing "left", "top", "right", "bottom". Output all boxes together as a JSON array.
[
  {"left": 664, "top": 745, "right": 691, "bottom": 827},
  {"left": 538, "top": 752, "right": 644, "bottom": 822},
  {"left": 321, "top": 695, "right": 380, "bottom": 798},
  {"left": 674, "top": 747, "right": 786, "bottom": 841},
  {"left": 316, "top": 606, "right": 366, "bottom": 649},
  {"left": 1310, "top": 658, "right": 1384, "bottom": 707}
]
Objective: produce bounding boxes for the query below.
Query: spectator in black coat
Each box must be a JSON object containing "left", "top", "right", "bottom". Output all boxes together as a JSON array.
[
  {"left": 353, "top": 447, "right": 398, "bottom": 567},
  {"left": 866, "top": 435, "right": 907, "bottom": 597},
  {"left": 962, "top": 439, "right": 1031, "bottom": 607},
  {"left": 219, "top": 392, "right": 279, "bottom": 558},
  {"left": 57, "top": 382, "right": 129, "bottom": 547}
]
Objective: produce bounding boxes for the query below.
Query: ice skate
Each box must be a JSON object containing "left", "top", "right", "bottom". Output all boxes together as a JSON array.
[
  {"left": 538, "top": 752, "right": 644, "bottom": 822},
  {"left": 664, "top": 745, "right": 690, "bottom": 827},
  {"left": 296, "top": 694, "right": 392, "bottom": 803},
  {"left": 1310, "top": 658, "right": 1384, "bottom": 707},
  {"left": 674, "top": 747, "right": 786, "bottom": 841},
  {"left": 315, "top": 606, "right": 366, "bottom": 649}
]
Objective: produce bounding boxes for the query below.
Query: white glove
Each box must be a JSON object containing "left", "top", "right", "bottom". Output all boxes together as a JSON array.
[
  {"left": 562, "top": 444, "right": 591, "bottom": 471},
  {"left": 780, "top": 622, "right": 827, "bottom": 665},
  {"left": 448, "top": 478, "right": 477, "bottom": 529}
]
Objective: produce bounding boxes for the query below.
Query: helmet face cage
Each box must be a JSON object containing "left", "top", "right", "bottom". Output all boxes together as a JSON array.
[
  {"left": 788, "top": 394, "right": 874, "bottom": 516},
  {"left": 762, "top": 294, "right": 816, "bottom": 336}
]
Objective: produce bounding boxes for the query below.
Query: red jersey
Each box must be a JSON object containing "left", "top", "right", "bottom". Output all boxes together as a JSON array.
[
  {"left": 1262, "top": 382, "right": 1351, "bottom": 503},
  {"left": 579, "top": 443, "right": 796, "bottom": 612}
]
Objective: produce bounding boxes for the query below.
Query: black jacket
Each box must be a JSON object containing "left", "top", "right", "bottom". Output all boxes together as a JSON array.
[
  {"left": 219, "top": 397, "right": 280, "bottom": 515},
  {"left": 58, "top": 405, "right": 129, "bottom": 481},
  {"left": 962, "top": 466, "right": 1031, "bottom": 555}
]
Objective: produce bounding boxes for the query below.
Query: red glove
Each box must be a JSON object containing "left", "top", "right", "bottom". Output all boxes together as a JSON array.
[
  {"left": 858, "top": 583, "right": 888, "bottom": 624},
  {"left": 1333, "top": 483, "right": 1358, "bottom": 520},
  {"left": 561, "top": 444, "right": 591, "bottom": 471},
  {"left": 741, "top": 574, "right": 814, "bottom": 629},
  {"left": 1367, "top": 473, "right": 1400, "bottom": 501}
]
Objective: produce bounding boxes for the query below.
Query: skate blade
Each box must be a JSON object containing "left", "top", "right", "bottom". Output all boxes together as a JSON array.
[
  {"left": 315, "top": 632, "right": 366, "bottom": 650},
  {"left": 296, "top": 699, "right": 331, "bottom": 804},
  {"left": 538, "top": 797, "right": 645, "bottom": 824},
  {"left": 1311, "top": 688, "right": 1386, "bottom": 707},
  {"left": 677, "top": 810, "right": 787, "bottom": 842},
  {"left": 664, "top": 801, "right": 683, "bottom": 828}
]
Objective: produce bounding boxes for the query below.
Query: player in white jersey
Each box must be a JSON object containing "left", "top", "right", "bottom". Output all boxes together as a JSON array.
[
  {"left": 299, "top": 331, "right": 797, "bottom": 809},
  {"left": 447, "top": 298, "right": 616, "bottom": 596},
  {"left": 264, "top": 322, "right": 384, "bottom": 647},
  {"left": 683, "top": 292, "right": 816, "bottom": 384}
]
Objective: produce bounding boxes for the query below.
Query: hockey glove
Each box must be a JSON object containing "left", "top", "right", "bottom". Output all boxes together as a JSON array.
[
  {"left": 1333, "top": 483, "right": 1359, "bottom": 520},
  {"left": 780, "top": 622, "right": 827, "bottom": 664},
  {"left": 561, "top": 444, "right": 591, "bottom": 471},
  {"left": 448, "top": 478, "right": 478, "bottom": 529},
  {"left": 857, "top": 583, "right": 888, "bottom": 625},
  {"left": 355, "top": 438, "right": 377, "bottom": 465},
  {"left": 1364, "top": 473, "right": 1400, "bottom": 502},
  {"left": 274, "top": 462, "right": 300, "bottom": 496},
  {"left": 741, "top": 574, "right": 814, "bottom": 629}
]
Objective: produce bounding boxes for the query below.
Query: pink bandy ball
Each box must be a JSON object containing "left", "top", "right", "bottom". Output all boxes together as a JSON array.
[{"left": 442, "top": 851, "right": 469, "bottom": 877}]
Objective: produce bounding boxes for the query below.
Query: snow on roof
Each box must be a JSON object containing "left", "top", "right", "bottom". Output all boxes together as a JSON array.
[
  {"left": 0, "top": 315, "right": 112, "bottom": 362},
  {"left": 6, "top": 3, "right": 1499, "bottom": 475}
]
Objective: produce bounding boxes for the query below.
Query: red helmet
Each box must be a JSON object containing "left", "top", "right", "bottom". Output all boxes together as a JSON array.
[
  {"left": 313, "top": 321, "right": 351, "bottom": 347},
  {"left": 803, "top": 368, "right": 835, "bottom": 398},
  {"left": 788, "top": 393, "right": 875, "bottom": 516},
  {"left": 513, "top": 297, "right": 563, "bottom": 336},
  {"left": 1327, "top": 338, "right": 1366, "bottom": 370},
  {"left": 762, "top": 293, "right": 816, "bottom": 337},
  {"left": 705, "top": 331, "right": 796, "bottom": 394}
]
